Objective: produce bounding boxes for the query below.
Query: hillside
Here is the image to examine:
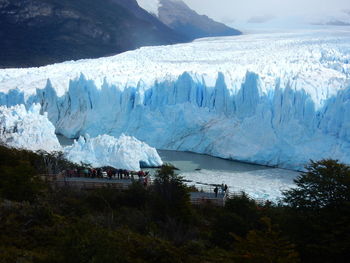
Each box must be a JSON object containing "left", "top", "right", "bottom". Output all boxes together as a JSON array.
[
  {"left": 0, "top": 0, "right": 186, "bottom": 68},
  {"left": 137, "top": 0, "right": 242, "bottom": 39}
]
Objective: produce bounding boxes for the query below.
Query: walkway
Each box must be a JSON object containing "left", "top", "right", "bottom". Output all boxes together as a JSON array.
[
  {"left": 190, "top": 192, "right": 227, "bottom": 206},
  {"left": 46, "top": 175, "right": 228, "bottom": 206},
  {"left": 53, "top": 177, "right": 135, "bottom": 190}
]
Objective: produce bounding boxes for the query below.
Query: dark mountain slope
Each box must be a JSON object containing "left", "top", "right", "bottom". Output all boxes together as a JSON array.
[
  {"left": 158, "top": 0, "right": 241, "bottom": 40},
  {"left": 0, "top": 0, "right": 187, "bottom": 68},
  {"left": 111, "top": 0, "right": 189, "bottom": 41}
]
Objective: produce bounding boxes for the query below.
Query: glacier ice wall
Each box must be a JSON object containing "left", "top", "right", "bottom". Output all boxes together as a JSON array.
[
  {"left": 0, "top": 104, "right": 62, "bottom": 152},
  {"left": 0, "top": 103, "right": 162, "bottom": 170},
  {"left": 0, "top": 30, "right": 349, "bottom": 170},
  {"left": 28, "top": 71, "right": 349, "bottom": 170}
]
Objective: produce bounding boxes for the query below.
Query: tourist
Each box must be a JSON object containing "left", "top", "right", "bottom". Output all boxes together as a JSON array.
[
  {"left": 143, "top": 174, "right": 149, "bottom": 187},
  {"left": 214, "top": 186, "right": 218, "bottom": 197},
  {"left": 107, "top": 169, "right": 113, "bottom": 179},
  {"left": 221, "top": 183, "right": 225, "bottom": 194},
  {"left": 224, "top": 184, "right": 228, "bottom": 193}
]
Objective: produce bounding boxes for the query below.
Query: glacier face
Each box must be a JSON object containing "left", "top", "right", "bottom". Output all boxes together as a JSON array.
[
  {"left": 0, "top": 29, "right": 349, "bottom": 170},
  {"left": 0, "top": 104, "right": 62, "bottom": 152},
  {"left": 64, "top": 134, "right": 163, "bottom": 171},
  {"left": 0, "top": 104, "right": 162, "bottom": 171}
]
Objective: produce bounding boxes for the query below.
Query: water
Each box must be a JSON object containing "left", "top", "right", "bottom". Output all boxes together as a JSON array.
[
  {"left": 158, "top": 150, "right": 271, "bottom": 173},
  {"left": 57, "top": 135, "right": 298, "bottom": 201},
  {"left": 57, "top": 135, "right": 75, "bottom": 146},
  {"left": 156, "top": 150, "right": 298, "bottom": 201}
]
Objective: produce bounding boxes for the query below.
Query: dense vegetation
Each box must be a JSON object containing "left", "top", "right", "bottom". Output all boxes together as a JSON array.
[{"left": 1, "top": 145, "right": 349, "bottom": 262}]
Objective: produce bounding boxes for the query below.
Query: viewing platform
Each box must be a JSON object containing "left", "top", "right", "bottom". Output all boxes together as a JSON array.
[
  {"left": 53, "top": 177, "right": 134, "bottom": 190},
  {"left": 44, "top": 174, "right": 228, "bottom": 206},
  {"left": 190, "top": 192, "right": 227, "bottom": 206}
]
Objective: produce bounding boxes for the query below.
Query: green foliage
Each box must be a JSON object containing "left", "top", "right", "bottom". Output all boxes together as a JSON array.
[
  {"left": 151, "top": 164, "right": 192, "bottom": 222},
  {"left": 225, "top": 193, "right": 260, "bottom": 223},
  {"left": 283, "top": 159, "right": 350, "bottom": 209},
  {"left": 233, "top": 217, "right": 300, "bottom": 263},
  {"left": 36, "top": 150, "right": 79, "bottom": 175},
  {"left": 0, "top": 146, "right": 45, "bottom": 202},
  {"left": 0, "top": 151, "right": 349, "bottom": 263},
  {"left": 211, "top": 193, "right": 261, "bottom": 248},
  {"left": 0, "top": 145, "right": 80, "bottom": 202},
  {"left": 281, "top": 160, "right": 350, "bottom": 262}
]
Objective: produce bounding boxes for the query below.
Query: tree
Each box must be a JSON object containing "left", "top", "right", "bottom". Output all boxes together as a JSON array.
[
  {"left": 233, "top": 217, "right": 300, "bottom": 263},
  {"left": 0, "top": 145, "right": 46, "bottom": 202},
  {"left": 151, "top": 164, "right": 191, "bottom": 221},
  {"left": 283, "top": 159, "right": 350, "bottom": 210},
  {"left": 211, "top": 193, "right": 260, "bottom": 248}
]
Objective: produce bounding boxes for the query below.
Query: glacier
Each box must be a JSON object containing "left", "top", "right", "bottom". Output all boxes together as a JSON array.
[
  {"left": 0, "top": 104, "right": 162, "bottom": 171},
  {"left": 0, "top": 104, "right": 62, "bottom": 152},
  {"left": 0, "top": 29, "right": 350, "bottom": 170},
  {"left": 64, "top": 134, "right": 163, "bottom": 171}
]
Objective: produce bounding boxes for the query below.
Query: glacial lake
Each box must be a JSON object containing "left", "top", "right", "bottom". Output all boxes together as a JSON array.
[{"left": 57, "top": 135, "right": 298, "bottom": 201}]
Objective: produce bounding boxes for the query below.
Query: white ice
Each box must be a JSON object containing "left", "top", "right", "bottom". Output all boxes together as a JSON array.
[
  {"left": 0, "top": 29, "right": 349, "bottom": 170},
  {"left": 0, "top": 104, "right": 62, "bottom": 152},
  {"left": 0, "top": 104, "right": 162, "bottom": 171},
  {"left": 181, "top": 168, "right": 298, "bottom": 202},
  {"left": 64, "top": 134, "right": 163, "bottom": 171}
]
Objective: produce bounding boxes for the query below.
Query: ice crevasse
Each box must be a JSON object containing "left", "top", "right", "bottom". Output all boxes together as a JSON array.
[{"left": 0, "top": 29, "right": 350, "bottom": 170}]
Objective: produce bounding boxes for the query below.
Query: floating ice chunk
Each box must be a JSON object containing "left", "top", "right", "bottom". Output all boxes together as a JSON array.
[{"left": 64, "top": 134, "right": 163, "bottom": 171}]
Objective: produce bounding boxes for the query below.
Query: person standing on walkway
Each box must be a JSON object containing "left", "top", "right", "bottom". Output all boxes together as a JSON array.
[{"left": 214, "top": 186, "right": 218, "bottom": 197}]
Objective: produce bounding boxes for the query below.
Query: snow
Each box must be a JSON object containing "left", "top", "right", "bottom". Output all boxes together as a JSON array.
[
  {"left": 136, "top": 0, "right": 160, "bottom": 16},
  {"left": 64, "top": 134, "right": 163, "bottom": 171},
  {"left": 0, "top": 29, "right": 349, "bottom": 170},
  {"left": 0, "top": 104, "right": 62, "bottom": 152}
]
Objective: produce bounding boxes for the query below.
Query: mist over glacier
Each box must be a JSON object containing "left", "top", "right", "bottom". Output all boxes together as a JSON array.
[{"left": 0, "top": 29, "right": 349, "bottom": 170}]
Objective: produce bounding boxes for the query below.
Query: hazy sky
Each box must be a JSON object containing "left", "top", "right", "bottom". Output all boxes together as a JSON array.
[{"left": 182, "top": 0, "right": 349, "bottom": 23}]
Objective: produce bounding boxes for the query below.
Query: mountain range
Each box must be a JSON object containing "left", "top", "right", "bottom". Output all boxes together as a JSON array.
[
  {"left": 0, "top": 0, "right": 241, "bottom": 68},
  {"left": 137, "top": 0, "right": 241, "bottom": 39}
]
